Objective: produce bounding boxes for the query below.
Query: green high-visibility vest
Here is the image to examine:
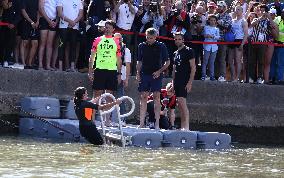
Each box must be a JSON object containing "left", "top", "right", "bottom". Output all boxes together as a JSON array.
[
  {"left": 95, "top": 36, "right": 118, "bottom": 70},
  {"left": 274, "top": 16, "right": 284, "bottom": 43}
]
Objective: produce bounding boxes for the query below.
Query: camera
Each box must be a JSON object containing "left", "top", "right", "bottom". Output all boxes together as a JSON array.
[
  {"left": 172, "top": 9, "right": 181, "bottom": 16},
  {"left": 149, "top": 2, "right": 158, "bottom": 13},
  {"left": 191, "top": 15, "right": 202, "bottom": 24}
]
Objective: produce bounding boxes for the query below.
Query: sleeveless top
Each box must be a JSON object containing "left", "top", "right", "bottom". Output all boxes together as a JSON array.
[{"left": 232, "top": 18, "right": 245, "bottom": 40}]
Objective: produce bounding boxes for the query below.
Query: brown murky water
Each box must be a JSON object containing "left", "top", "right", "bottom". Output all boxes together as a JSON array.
[{"left": 0, "top": 136, "right": 283, "bottom": 178}]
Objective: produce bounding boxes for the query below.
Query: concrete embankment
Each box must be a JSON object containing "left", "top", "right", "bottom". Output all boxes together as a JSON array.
[{"left": 0, "top": 68, "right": 283, "bottom": 145}]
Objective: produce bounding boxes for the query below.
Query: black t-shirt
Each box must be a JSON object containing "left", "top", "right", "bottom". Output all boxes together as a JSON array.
[
  {"left": 21, "top": 0, "right": 38, "bottom": 22},
  {"left": 2, "top": 0, "right": 22, "bottom": 25},
  {"left": 173, "top": 46, "right": 195, "bottom": 84},
  {"left": 138, "top": 41, "right": 169, "bottom": 75},
  {"left": 75, "top": 100, "right": 98, "bottom": 126}
]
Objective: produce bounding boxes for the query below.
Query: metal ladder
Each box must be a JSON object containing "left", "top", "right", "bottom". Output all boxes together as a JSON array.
[{"left": 98, "top": 93, "right": 135, "bottom": 147}]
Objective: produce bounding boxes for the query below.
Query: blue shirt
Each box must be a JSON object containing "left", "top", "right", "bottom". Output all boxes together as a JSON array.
[{"left": 203, "top": 25, "right": 220, "bottom": 52}]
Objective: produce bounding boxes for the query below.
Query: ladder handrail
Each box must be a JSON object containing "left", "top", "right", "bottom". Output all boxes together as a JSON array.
[{"left": 98, "top": 93, "right": 135, "bottom": 147}]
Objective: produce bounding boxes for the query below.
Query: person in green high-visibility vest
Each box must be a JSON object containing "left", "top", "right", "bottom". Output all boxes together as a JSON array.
[
  {"left": 270, "top": 9, "right": 284, "bottom": 83},
  {"left": 88, "top": 20, "right": 122, "bottom": 126}
]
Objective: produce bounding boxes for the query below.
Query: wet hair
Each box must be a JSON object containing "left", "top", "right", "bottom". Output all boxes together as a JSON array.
[{"left": 74, "top": 87, "right": 87, "bottom": 107}]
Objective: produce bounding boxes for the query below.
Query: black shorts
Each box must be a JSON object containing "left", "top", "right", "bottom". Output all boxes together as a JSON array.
[
  {"left": 21, "top": 20, "right": 39, "bottom": 40},
  {"left": 39, "top": 17, "right": 57, "bottom": 31},
  {"left": 16, "top": 20, "right": 24, "bottom": 36},
  {"left": 93, "top": 69, "right": 118, "bottom": 91},
  {"left": 174, "top": 83, "right": 187, "bottom": 98}
]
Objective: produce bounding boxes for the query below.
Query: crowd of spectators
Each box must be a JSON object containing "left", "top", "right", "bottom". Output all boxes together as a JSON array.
[{"left": 0, "top": 0, "right": 284, "bottom": 84}]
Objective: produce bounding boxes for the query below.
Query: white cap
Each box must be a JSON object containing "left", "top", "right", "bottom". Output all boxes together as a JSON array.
[
  {"left": 96, "top": 20, "right": 106, "bottom": 27},
  {"left": 269, "top": 8, "right": 277, "bottom": 15},
  {"left": 217, "top": 1, "right": 227, "bottom": 8}
]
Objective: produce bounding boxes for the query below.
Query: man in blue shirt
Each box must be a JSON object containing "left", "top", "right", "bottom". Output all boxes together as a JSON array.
[{"left": 136, "top": 27, "right": 170, "bottom": 129}]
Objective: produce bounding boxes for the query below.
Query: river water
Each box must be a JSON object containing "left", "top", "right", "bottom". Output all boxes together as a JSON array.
[{"left": 0, "top": 136, "right": 283, "bottom": 178}]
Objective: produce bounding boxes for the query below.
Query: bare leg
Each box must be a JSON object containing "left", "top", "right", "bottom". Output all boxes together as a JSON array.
[
  {"left": 235, "top": 47, "right": 243, "bottom": 80},
  {"left": 153, "top": 91, "right": 161, "bottom": 129},
  {"left": 139, "top": 92, "right": 149, "bottom": 128},
  {"left": 228, "top": 47, "right": 235, "bottom": 81},
  {"left": 27, "top": 40, "right": 38, "bottom": 66},
  {"left": 177, "top": 97, "right": 189, "bottom": 130},
  {"left": 38, "top": 30, "right": 48, "bottom": 69},
  {"left": 46, "top": 30, "right": 56, "bottom": 70},
  {"left": 51, "top": 36, "right": 59, "bottom": 69},
  {"left": 20, "top": 40, "right": 28, "bottom": 66},
  {"left": 14, "top": 36, "right": 21, "bottom": 64},
  {"left": 264, "top": 45, "right": 274, "bottom": 82}
]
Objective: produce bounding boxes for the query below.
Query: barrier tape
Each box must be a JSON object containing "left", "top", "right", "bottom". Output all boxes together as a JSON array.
[
  {"left": 0, "top": 22, "right": 9, "bottom": 26},
  {"left": 115, "top": 30, "right": 284, "bottom": 47},
  {"left": 1, "top": 22, "right": 283, "bottom": 46}
]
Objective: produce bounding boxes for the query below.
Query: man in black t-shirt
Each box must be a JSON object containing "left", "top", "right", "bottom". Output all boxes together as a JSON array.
[
  {"left": 20, "top": 0, "right": 39, "bottom": 68},
  {"left": 172, "top": 32, "right": 196, "bottom": 130}
]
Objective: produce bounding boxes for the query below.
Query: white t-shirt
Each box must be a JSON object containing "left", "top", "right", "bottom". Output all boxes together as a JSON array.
[
  {"left": 121, "top": 47, "right": 131, "bottom": 81},
  {"left": 44, "top": 0, "right": 57, "bottom": 20},
  {"left": 57, "top": 0, "right": 83, "bottom": 30},
  {"left": 116, "top": 3, "right": 138, "bottom": 30}
]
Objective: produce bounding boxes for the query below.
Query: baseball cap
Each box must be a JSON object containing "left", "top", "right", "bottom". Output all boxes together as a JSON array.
[
  {"left": 96, "top": 20, "right": 106, "bottom": 27},
  {"left": 217, "top": 1, "right": 227, "bottom": 7}
]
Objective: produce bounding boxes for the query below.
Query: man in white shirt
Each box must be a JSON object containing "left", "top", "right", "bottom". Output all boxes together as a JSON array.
[
  {"left": 114, "top": 0, "right": 137, "bottom": 48},
  {"left": 115, "top": 0, "right": 137, "bottom": 31},
  {"left": 57, "top": 0, "right": 83, "bottom": 71}
]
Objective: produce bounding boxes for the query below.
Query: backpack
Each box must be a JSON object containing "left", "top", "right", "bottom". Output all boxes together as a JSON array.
[{"left": 224, "top": 25, "right": 235, "bottom": 42}]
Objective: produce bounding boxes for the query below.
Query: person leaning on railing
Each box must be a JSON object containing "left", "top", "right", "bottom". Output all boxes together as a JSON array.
[
  {"left": 215, "top": 1, "right": 232, "bottom": 82},
  {"left": 249, "top": 4, "right": 273, "bottom": 84}
]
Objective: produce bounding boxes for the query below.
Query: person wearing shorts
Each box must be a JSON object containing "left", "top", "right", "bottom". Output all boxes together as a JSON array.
[
  {"left": 20, "top": 0, "right": 39, "bottom": 68},
  {"left": 88, "top": 20, "right": 122, "bottom": 126},
  {"left": 172, "top": 32, "right": 196, "bottom": 130},
  {"left": 136, "top": 28, "right": 170, "bottom": 129},
  {"left": 38, "top": 0, "right": 57, "bottom": 70}
]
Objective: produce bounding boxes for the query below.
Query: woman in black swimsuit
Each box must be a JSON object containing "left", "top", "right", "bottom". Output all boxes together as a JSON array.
[{"left": 73, "top": 87, "right": 121, "bottom": 145}]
